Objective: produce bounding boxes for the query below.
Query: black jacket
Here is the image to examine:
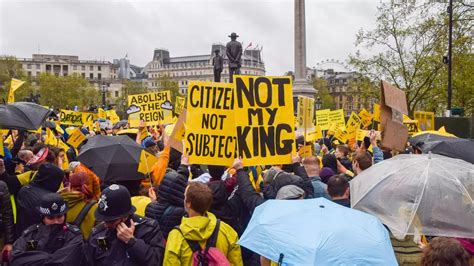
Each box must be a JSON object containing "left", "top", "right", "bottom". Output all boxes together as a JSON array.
[
  {"left": 11, "top": 223, "right": 84, "bottom": 266},
  {"left": 85, "top": 215, "right": 165, "bottom": 266},
  {"left": 0, "top": 180, "right": 14, "bottom": 245},
  {"left": 145, "top": 166, "right": 188, "bottom": 239}
]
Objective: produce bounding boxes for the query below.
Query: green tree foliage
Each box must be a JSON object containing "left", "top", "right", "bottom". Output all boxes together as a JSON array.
[
  {"left": 38, "top": 73, "right": 99, "bottom": 109},
  {"left": 312, "top": 77, "right": 335, "bottom": 109},
  {"left": 348, "top": 75, "right": 379, "bottom": 111},
  {"left": 0, "top": 56, "right": 34, "bottom": 103},
  {"left": 350, "top": 1, "right": 473, "bottom": 115},
  {"left": 154, "top": 74, "right": 181, "bottom": 99}
]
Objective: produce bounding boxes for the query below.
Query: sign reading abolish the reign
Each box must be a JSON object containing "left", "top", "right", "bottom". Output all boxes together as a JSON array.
[
  {"left": 185, "top": 81, "right": 236, "bottom": 166},
  {"left": 234, "top": 75, "right": 295, "bottom": 166},
  {"left": 127, "top": 91, "right": 173, "bottom": 126}
]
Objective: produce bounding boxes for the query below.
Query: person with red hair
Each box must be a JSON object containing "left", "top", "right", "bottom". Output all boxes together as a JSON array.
[{"left": 60, "top": 172, "right": 98, "bottom": 239}]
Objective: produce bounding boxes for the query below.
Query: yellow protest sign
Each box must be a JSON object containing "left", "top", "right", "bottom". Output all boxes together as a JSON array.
[
  {"left": 98, "top": 108, "right": 107, "bottom": 120},
  {"left": 358, "top": 109, "right": 373, "bottom": 128},
  {"left": 127, "top": 91, "right": 173, "bottom": 126},
  {"left": 186, "top": 81, "right": 236, "bottom": 166},
  {"left": 7, "top": 78, "right": 25, "bottom": 103},
  {"left": 414, "top": 111, "right": 435, "bottom": 131},
  {"left": 137, "top": 150, "right": 159, "bottom": 175},
  {"left": 327, "top": 123, "right": 340, "bottom": 136},
  {"left": 373, "top": 104, "right": 381, "bottom": 122},
  {"left": 334, "top": 128, "right": 348, "bottom": 143},
  {"left": 67, "top": 128, "right": 86, "bottom": 148},
  {"left": 328, "top": 109, "right": 345, "bottom": 129},
  {"left": 169, "top": 109, "right": 186, "bottom": 153},
  {"left": 139, "top": 127, "right": 149, "bottom": 141},
  {"left": 45, "top": 128, "right": 58, "bottom": 146},
  {"left": 306, "top": 125, "right": 323, "bottom": 142},
  {"left": 59, "top": 109, "right": 97, "bottom": 126},
  {"left": 174, "top": 96, "right": 185, "bottom": 115},
  {"left": 234, "top": 75, "right": 295, "bottom": 166},
  {"left": 346, "top": 112, "right": 362, "bottom": 133},
  {"left": 296, "top": 96, "right": 315, "bottom": 142},
  {"left": 315, "top": 109, "right": 331, "bottom": 130},
  {"left": 0, "top": 133, "right": 4, "bottom": 157},
  {"left": 298, "top": 145, "right": 312, "bottom": 158},
  {"left": 106, "top": 109, "right": 120, "bottom": 124},
  {"left": 356, "top": 128, "right": 369, "bottom": 141}
]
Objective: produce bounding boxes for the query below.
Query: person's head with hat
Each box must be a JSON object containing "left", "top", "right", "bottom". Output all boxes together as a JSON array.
[
  {"left": 27, "top": 146, "right": 51, "bottom": 170},
  {"left": 95, "top": 184, "right": 136, "bottom": 230},
  {"left": 214, "top": 49, "right": 220, "bottom": 55},
  {"left": 228, "top": 32, "right": 239, "bottom": 41},
  {"left": 38, "top": 193, "right": 68, "bottom": 225}
]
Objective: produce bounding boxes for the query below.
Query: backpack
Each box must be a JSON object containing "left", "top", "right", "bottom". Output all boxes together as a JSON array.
[
  {"left": 175, "top": 219, "right": 230, "bottom": 266},
  {"left": 72, "top": 200, "right": 96, "bottom": 227}
]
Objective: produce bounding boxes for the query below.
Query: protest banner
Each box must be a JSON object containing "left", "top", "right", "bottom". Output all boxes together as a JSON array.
[
  {"left": 67, "top": 128, "right": 86, "bottom": 148},
  {"left": 327, "top": 123, "right": 340, "bottom": 136},
  {"left": 296, "top": 96, "right": 315, "bottom": 141},
  {"left": 169, "top": 109, "right": 186, "bottom": 153},
  {"left": 358, "top": 109, "right": 373, "bottom": 128},
  {"left": 234, "top": 75, "right": 295, "bottom": 166},
  {"left": 127, "top": 91, "right": 173, "bottom": 126},
  {"left": 186, "top": 81, "right": 236, "bottom": 166},
  {"left": 414, "top": 111, "right": 435, "bottom": 131},
  {"left": 345, "top": 112, "right": 362, "bottom": 140},
  {"left": 380, "top": 81, "right": 408, "bottom": 151},
  {"left": 328, "top": 109, "right": 345, "bottom": 129},
  {"left": 98, "top": 108, "right": 107, "bottom": 120},
  {"left": 174, "top": 96, "right": 185, "bottom": 115},
  {"left": 306, "top": 125, "right": 323, "bottom": 142},
  {"left": 59, "top": 109, "right": 97, "bottom": 126},
  {"left": 315, "top": 109, "right": 331, "bottom": 130}
]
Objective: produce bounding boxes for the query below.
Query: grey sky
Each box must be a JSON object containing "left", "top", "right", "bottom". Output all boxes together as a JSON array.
[{"left": 0, "top": 0, "right": 380, "bottom": 75}]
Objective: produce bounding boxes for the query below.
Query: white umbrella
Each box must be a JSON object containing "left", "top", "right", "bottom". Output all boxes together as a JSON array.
[{"left": 351, "top": 153, "right": 474, "bottom": 239}]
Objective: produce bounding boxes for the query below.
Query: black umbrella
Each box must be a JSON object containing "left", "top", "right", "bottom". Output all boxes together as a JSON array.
[
  {"left": 0, "top": 102, "right": 51, "bottom": 130},
  {"left": 77, "top": 135, "right": 145, "bottom": 182},
  {"left": 409, "top": 133, "right": 456, "bottom": 146},
  {"left": 421, "top": 139, "right": 474, "bottom": 164}
]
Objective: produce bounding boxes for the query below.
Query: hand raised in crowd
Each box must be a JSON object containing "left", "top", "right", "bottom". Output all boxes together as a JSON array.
[
  {"left": 148, "top": 186, "right": 157, "bottom": 201},
  {"left": 232, "top": 157, "right": 243, "bottom": 170},
  {"left": 181, "top": 150, "right": 190, "bottom": 166},
  {"left": 292, "top": 153, "right": 301, "bottom": 164},
  {"left": 337, "top": 158, "right": 348, "bottom": 174},
  {"left": 321, "top": 144, "right": 329, "bottom": 155},
  {"left": 1, "top": 244, "right": 12, "bottom": 261},
  {"left": 369, "top": 130, "right": 378, "bottom": 147},
  {"left": 15, "top": 163, "right": 24, "bottom": 174},
  {"left": 116, "top": 219, "right": 135, "bottom": 244},
  {"left": 0, "top": 159, "right": 5, "bottom": 175},
  {"left": 162, "top": 129, "right": 170, "bottom": 147}
]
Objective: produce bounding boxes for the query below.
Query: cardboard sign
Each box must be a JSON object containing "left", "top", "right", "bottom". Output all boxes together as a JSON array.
[
  {"left": 315, "top": 109, "right": 331, "bottom": 130},
  {"left": 296, "top": 96, "right": 315, "bottom": 141},
  {"left": 234, "top": 75, "right": 295, "bottom": 166},
  {"left": 358, "top": 109, "right": 373, "bottom": 128},
  {"left": 186, "top": 81, "right": 236, "bottom": 166},
  {"left": 59, "top": 110, "right": 97, "bottom": 126},
  {"left": 169, "top": 109, "right": 186, "bottom": 153},
  {"left": 380, "top": 81, "right": 408, "bottom": 151},
  {"left": 298, "top": 145, "right": 312, "bottom": 158},
  {"left": 306, "top": 125, "right": 323, "bottom": 142},
  {"left": 67, "top": 128, "right": 86, "bottom": 148},
  {"left": 328, "top": 109, "right": 345, "bottom": 129},
  {"left": 127, "top": 91, "right": 173, "bottom": 126},
  {"left": 414, "top": 111, "right": 435, "bottom": 131}
]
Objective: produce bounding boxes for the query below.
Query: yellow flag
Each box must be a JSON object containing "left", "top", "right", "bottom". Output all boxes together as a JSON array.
[
  {"left": 139, "top": 127, "right": 149, "bottom": 141},
  {"left": 67, "top": 128, "right": 86, "bottom": 148},
  {"left": 45, "top": 128, "right": 58, "bottom": 146},
  {"left": 298, "top": 145, "right": 313, "bottom": 158},
  {"left": 334, "top": 128, "right": 348, "bottom": 143},
  {"left": 137, "top": 150, "right": 159, "bottom": 174},
  {"left": 0, "top": 133, "right": 4, "bottom": 157},
  {"left": 106, "top": 110, "right": 120, "bottom": 124},
  {"left": 98, "top": 108, "right": 107, "bottom": 120},
  {"left": 7, "top": 78, "right": 25, "bottom": 103},
  {"left": 57, "top": 138, "right": 70, "bottom": 152}
]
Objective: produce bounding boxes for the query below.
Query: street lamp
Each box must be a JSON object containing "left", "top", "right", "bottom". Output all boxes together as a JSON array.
[{"left": 315, "top": 96, "right": 322, "bottom": 110}]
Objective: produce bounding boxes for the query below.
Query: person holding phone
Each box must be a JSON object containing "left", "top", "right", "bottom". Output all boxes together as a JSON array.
[{"left": 85, "top": 184, "right": 165, "bottom": 266}]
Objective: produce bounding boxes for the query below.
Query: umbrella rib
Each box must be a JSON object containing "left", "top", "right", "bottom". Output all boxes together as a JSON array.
[{"left": 436, "top": 163, "right": 473, "bottom": 203}]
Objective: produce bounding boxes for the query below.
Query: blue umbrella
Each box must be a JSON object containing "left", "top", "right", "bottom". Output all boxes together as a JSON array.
[{"left": 238, "top": 198, "right": 397, "bottom": 266}]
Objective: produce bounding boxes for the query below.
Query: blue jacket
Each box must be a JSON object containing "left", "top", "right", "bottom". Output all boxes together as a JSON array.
[
  {"left": 373, "top": 147, "right": 384, "bottom": 164},
  {"left": 310, "top": 176, "right": 330, "bottom": 200}
]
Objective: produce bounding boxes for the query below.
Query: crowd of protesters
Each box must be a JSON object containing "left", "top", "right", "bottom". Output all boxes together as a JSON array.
[{"left": 0, "top": 120, "right": 472, "bottom": 266}]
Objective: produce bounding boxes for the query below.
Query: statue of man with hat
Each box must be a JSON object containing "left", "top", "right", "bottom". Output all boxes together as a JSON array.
[{"left": 226, "top": 32, "right": 242, "bottom": 83}]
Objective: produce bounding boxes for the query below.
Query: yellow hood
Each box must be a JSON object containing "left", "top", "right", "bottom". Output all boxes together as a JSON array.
[{"left": 177, "top": 212, "right": 217, "bottom": 242}]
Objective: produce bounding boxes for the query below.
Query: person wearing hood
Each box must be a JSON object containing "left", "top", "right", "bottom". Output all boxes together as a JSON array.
[
  {"left": 69, "top": 161, "right": 101, "bottom": 200},
  {"left": 11, "top": 193, "right": 84, "bottom": 266},
  {"left": 15, "top": 163, "right": 64, "bottom": 237},
  {"left": 163, "top": 181, "right": 243, "bottom": 266},
  {"left": 60, "top": 172, "right": 97, "bottom": 240}
]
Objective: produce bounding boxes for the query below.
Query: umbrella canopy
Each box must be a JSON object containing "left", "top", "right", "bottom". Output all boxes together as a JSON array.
[
  {"left": 421, "top": 139, "right": 474, "bottom": 164},
  {"left": 0, "top": 102, "right": 51, "bottom": 130},
  {"left": 238, "top": 198, "right": 397, "bottom": 266},
  {"left": 409, "top": 132, "right": 457, "bottom": 146},
  {"left": 77, "top": 135, "right": 145, "bottom": 182},
  {"left": 351, "top": 154, "right": 474, "bottom": 240}
]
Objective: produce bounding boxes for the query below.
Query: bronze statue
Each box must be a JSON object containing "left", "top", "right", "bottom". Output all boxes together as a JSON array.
[
  {"left": 226, "top": 32, "right": 242, "bottom": 83},
  {"left": 212, "top": 49, "right": 224, "bottom": 82}
]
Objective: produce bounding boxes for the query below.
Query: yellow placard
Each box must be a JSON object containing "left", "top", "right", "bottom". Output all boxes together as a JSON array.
[
  {"left": 186, "top": 81, "right": 236, "bottom": 166},
  {"left": 67, "top": 128, "right": 86, "bottom": 148},
  {"left": 137, "top": 150, "right": 159, "bottom": 175},
  {"left": 127, "top": 91, "right": 173, "bottom": 126},
  {"left": 414, "top": 111, "right": 435, "bottom": 131},
  {"left": 106, "top": 109, "right": 120, "bottom": 124},
  {"left": 358, "top": 109, "right": 373, "bottom": 128},
  {"left": 373, "top": 104, "right": 381, "bottom": 122},
  {"left": 334, "top": 128, "right": 348, "bottom": 143},
  {"left": 234, "top": 75, "right": 295, "bottom": 166},
  {"left": 306, "top": 125, "right": 323, "bottom": 142},
  {"left": 174, "top": 96, "right": 185, "bottom": 115},
  {"left": 297, "top": 96, "right": 316, "bottom": 142},
  {"left": 298, "top": 145, "right": 312, "bottom": 158},
  {"left": 328, "top": 109, "right": 345, "bottom": 129},
  {"left": 59, "top": 109, "right": 97, "bottom": 126},
  {"left": 98, "top": 108, "right": 107, "bottom": 120},
  {"left": 346, "top": 112, "right": 362, "bottom": 135},
  {"left": 139, "top": 127, "right": 149, "bottom": 141},
  {"left": 315, "top": 109, "right": 331, "bottom": 130},
  {"left": 356, "top": 128, "right": 369, "bottom": 141},
  {"left": 327, "top": 123, "right": 340, "bottom": 136},
  {"left": 0, "top": 133, "right": 4, "bottom": 157}
]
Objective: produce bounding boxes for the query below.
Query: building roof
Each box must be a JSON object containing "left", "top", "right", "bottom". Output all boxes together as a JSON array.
[{"left": 324, "top": 71, "right": 356, "bottom": 80}]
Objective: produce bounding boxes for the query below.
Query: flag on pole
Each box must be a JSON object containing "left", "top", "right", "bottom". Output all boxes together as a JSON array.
[{"left": 7, "top": 78, "right": 25, "bottom": 103}]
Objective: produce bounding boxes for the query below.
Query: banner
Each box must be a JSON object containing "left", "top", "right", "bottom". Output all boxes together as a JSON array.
[
  {"left": 59, "top": 110, "right": 97, "bottom": 126},
  {"left": 315, "top": 109, "right": 331, "bottom": 130},
  {"left": 328, "top": 109, "right": 345, "bottom": 129},
  {"left": 7, "top": 78, "right": 25, "bottom": 103},
  {"left": 234, "top": 75, "right": 295, "bottom": 166},
  {"left": 127, "top": 91, "right": 173, "bottom": 126},
  {"left": 185, "top": 81, "right": 236, "bottom": 166},
  {"left": 334, "top": 128, "right": 348, "bottom": 143},
  {"left": 296, "top": 96, "right": 315, "bottom": 141},
  {"left": 414, "top": 111, "right": 435, "bottom": 131}
]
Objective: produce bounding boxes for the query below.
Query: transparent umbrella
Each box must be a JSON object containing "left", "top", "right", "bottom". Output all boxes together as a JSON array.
[{"left": 351, "top": 153, "right": 474, "bottom": 240}]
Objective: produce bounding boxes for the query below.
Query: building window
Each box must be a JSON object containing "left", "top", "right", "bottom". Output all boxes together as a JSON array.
[
  {"left": 98, "top": 73, "right": 102, "bottom": 80},
  {"left": 89, "top": 73, "right": 93, "bottom": 79},
  {"left": 27, "top": 64, "right": 32, "bottom": 69},
  {"left": 81, "top": 65, "right": 85, "bottom": 71},
  {"left": 115, "top": 91, "right": 119, "bottom": 97},
  {"left": 90, "top": 66, "right": 94, "bottom": 71},
  {"left": 98, "top": 66, "right": 101, "bottom": 71},
  {"left": 81, "top": 73, "right": 85, "bottom": 78},
  {"left": 36, "top": 64, "right": 40, "bottom": 69},
  {"left": 27, "top": 71, "right": 31, "bottom": 76},
  {"left": 63, "top": 73, "right": 68, "bottom": 76}
]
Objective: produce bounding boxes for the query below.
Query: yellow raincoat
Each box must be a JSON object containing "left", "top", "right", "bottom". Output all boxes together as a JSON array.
[{"left": 164, "top": 212, "right": 243, "bottom": 266}]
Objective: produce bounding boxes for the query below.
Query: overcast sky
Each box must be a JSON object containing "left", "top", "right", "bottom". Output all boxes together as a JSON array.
[{"left": 0, "top": 0, "right": 380, "bottom": 75}]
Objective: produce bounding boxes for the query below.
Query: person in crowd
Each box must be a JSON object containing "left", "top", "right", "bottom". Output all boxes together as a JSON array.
[
  {"left": 319, "top": 167, "right": 335, "bottom": 184},
  {"left": 0, "top": 179, "right": 15, "bottom": 262},
  {"left": 164, "top": 181, "right": 243, "bottom": 266},
  {"left": 69, "top": 161, "right": 101, "bottom": 200},
  {"left": 302, "top": 156, "right": 330, "bottom": 199},
  {"left": 11, "top": 193, "right": 83, "bottom": 265},
  {"left": 335, "top": 144, "right": 352, "bottom": 171},
  {"left": 16, "top": 163, "right": 64, "bottom": 236},
  {"left": 351, "top": 152, "right": 373, "bottom": 176},
  {"left": 420, "top": 237, "right": 471, "bottom": 266},
  {"left": 326, "top": 175, "right": 350, "bottom": 207},
  {"left": 86, "top": 184, "right": 165, "bottom": 266},
  {"left": 60, "top": 172, "right": 97, "bottom": 240},
  {"left": 145, "top": 167, "right": 188, "bottom": 239}
]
